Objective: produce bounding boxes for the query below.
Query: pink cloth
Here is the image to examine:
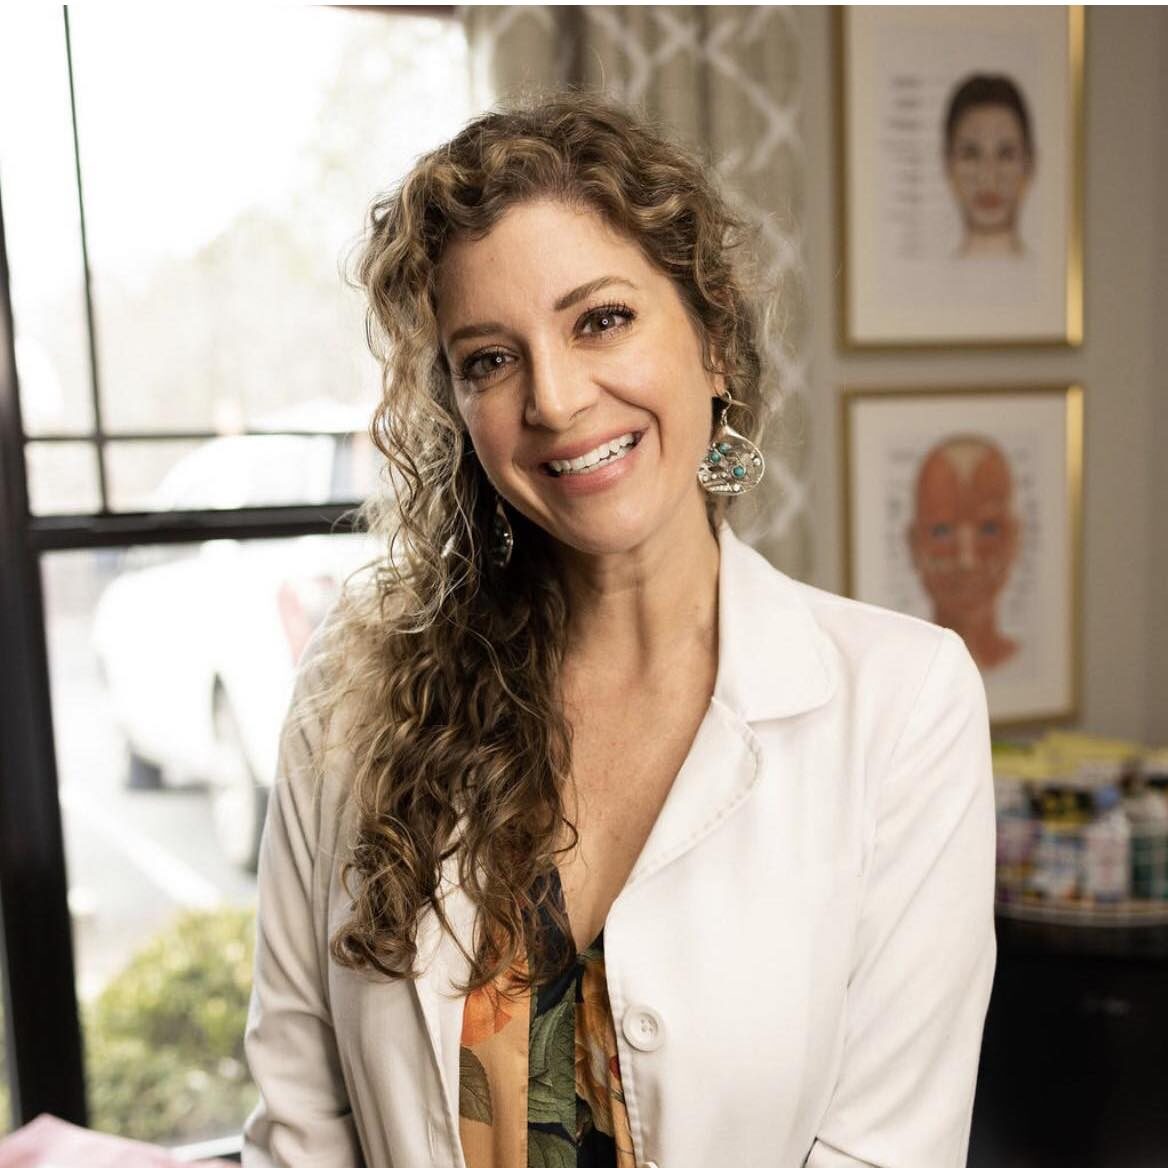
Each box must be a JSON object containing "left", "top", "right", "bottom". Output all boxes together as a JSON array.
[{"left": 0, "top": 1114, "right": 235, "bottom": 1167}]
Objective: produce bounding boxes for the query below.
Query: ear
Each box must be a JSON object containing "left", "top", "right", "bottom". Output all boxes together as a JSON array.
[{"left": 704, "top": 341, "right": 729, "bottom": 399}]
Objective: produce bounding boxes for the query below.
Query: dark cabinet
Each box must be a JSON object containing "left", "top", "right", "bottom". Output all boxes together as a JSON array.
[{"left": 970, "top": 918, "right": 1168, "bottom": 1168}]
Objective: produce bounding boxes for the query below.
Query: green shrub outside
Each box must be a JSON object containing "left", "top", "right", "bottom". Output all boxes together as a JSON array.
[{"left": 85, "top": 905, "right": 258, "bottom": 1145}]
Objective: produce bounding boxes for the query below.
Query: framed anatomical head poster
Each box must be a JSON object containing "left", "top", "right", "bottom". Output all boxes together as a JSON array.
[
  {"left": 837, "top": 6, "right": 1084, "bottom": 348},
  {"left": 841, "top": 385, "right": 1083, "bottom": 726}
]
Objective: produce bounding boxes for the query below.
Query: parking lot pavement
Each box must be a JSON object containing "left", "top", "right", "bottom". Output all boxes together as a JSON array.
[{"left": 48, "top": 609, "right": 257, "bottom": 1002}]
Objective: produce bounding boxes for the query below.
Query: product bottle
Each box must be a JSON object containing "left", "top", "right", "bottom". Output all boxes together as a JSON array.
[
  {"left": 995, "top": 779, "right": 1035, "bottom": 904},
  {"left": 1083, "top": 785, "right": 1132, "bottom": 905},
  {"left": 1123, "top": 779, "right": 1168, "bottom": 900},
  {"left": 1030, "top": 786, "right": 1079, "bottom": 902},
  {"left": 1026, "top": 789, "right": 1055, "bottom": 900},
  {"left": 1063, "top": 786, "right": 1091, "bottom": 901},
  {"left": 1146, "top": 756, "right": 1168, "bottom": 901}
]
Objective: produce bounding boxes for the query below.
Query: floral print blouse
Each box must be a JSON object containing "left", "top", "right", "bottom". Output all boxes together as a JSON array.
[{"left": 458, "top": 869, "right": 636, "bottom": 1168}]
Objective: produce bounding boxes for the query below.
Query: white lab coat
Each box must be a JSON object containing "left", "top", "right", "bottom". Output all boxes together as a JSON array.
[{"left": 243, "top": 523, "right": 996, "bottom": 1168}]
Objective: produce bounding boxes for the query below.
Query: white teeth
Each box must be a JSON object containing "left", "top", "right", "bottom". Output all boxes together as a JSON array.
[{"left": 548, "top": 432, "right": 636, "bottom": 476}]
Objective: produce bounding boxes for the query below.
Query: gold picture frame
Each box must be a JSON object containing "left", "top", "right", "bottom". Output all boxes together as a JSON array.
[
  {"left": 835, "top": 6, "right": 1085, "bottom": 349},
  {"left": 840, "top": 384, "right": 1084, "bottom": 729}
]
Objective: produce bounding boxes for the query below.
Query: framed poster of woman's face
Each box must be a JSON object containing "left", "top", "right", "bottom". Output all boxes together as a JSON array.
[
  {"left": 841, "top": 386, "right": 1083, "bottom": 727},
  {"left": 837, "top": 6, "right": 1084, "bottom": 348}
]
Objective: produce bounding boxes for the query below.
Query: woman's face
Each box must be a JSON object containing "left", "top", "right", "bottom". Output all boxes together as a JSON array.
[
  {"left": 435, "top": 199, "right": 721, "bottom": 558},
  {"left": 945, "top": 104, "right": 1033, "bottom": 234},
  {"left": 908, "top": 438, "right": 1019, "bottom": 613}
]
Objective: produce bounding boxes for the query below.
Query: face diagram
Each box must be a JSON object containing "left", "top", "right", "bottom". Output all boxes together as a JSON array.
[
  {"left": 907, "top": 436, "right": 1021, "bottom": 670},
  {"left": 945, "top": 104, "right": 1033, "bottom": 256},
  {"left": 436, "top": 199, "right": 721, "bottom": 561}
]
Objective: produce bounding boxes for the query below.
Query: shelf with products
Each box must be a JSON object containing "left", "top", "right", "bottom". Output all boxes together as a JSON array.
[
  {"left": 976, "top": 731, "right": 1168, "bottom": 1161},
  {"left": 992, "top": 731, "right": 1168, "bottom": 928}
]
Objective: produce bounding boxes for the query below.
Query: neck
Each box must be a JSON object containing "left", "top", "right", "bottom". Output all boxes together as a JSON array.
[
  {"left": 960, "top": 226, "right": 1023, "bottom": 257},
  {"left": 933, "top": 601, "right": 1017, "bottom": 669},
  {"left": 555, "top": 496, "right": 721, "bottom": 680}
]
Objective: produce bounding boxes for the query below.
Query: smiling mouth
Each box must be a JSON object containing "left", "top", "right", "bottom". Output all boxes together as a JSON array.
[{"left": 543, "top": 432, "right": 642, "bottom": 477}]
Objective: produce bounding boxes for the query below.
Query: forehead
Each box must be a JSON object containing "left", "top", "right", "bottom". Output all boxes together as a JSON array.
[
  {"left": 953, "top": 103, "right": 1025, "bottom": 140},
  {"left": 435, "top": 199, "right": 658, "bottom": 326},
  {"left": 917, "top": 442, "right": 1013, "bottom": 509}
]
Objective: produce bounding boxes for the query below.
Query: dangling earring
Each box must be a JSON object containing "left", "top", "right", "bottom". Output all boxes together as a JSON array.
[
  {"left": 488, "top": 494, "right": 514, "bottom": 569},
  {"left": 697, "top": 391, "right": 765, "bottom": 495}
]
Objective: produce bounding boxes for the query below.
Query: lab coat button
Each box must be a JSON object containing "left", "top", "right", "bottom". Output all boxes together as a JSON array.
[{"left": 622, "top": 1005, "right": 664, "bottom": 1051}]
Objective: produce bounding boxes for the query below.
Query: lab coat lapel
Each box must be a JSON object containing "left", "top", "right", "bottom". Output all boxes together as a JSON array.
[
  {"left": 412, "top": 848, "right": 475, "bottom": 1144},
  {"left": 629, "top": 523, "right": 839, "bottom": 885},
  {"left": 626, "top": 694, "right": 762, "bottom": 885}
]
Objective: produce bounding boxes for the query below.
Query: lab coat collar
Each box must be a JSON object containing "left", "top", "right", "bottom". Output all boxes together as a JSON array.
[{"left": 713, "top": 522, "right": 838, "bottom": 723}]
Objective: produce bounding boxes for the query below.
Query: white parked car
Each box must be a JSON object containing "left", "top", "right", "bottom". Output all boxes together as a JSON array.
[{"left": 93, "top": 428, "right": 381, "bottom": 871}]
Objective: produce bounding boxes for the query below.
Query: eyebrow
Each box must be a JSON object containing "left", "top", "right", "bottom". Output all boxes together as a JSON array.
[
  {"left": 553, "top": 274, "right": 636, "bottom": 312},
  {"left": 444, "top": 275, "right": 637, "bottom": 349}
]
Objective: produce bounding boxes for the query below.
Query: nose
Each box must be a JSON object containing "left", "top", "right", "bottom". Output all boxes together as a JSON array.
[
  {"left": 523, "top": 344, "right": 598, "bottom": 431},
  {"left": 956, "top": 524, "right": 978, "bottom": 570}
]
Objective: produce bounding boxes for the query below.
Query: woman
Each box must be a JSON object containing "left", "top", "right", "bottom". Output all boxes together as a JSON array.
[
  {"left": 243, "top": 93, "right": 996, "bottom": 1168},
  {"left": 943, "top": 73, "right": 1035, "bottom": 259}
]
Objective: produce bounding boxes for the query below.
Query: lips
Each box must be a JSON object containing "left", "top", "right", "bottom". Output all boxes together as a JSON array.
[{"left": 540, "top": 430, "right": 643, "bottom": 476}]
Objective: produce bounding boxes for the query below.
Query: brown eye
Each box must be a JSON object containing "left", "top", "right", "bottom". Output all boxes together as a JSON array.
[
  {"left": 460, "top": 348, "right": 512, "bottom": 385},
  {"left": 579, "top": 304, "right": 635, "bottom": 336}
]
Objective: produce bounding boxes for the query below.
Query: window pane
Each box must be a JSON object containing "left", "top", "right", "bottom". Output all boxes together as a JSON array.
[
  {"left": 43, "top": 534, "right": 376, "bottom": 1143},
  {"left": 26, "top": 440, "right": 102, "bottom": 516},
  {"left": 67, "top": 8, "right": 470, "bottom": 436},
  {"left": 106, "top": 430, "right": 380, "bottom": 513},
  {"left": 0, "top": 10, "right": 96, "bottom": 436}
]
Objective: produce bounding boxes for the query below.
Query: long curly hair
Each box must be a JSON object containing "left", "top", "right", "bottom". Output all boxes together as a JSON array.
[{"left": 322, "top": 90, "right": 769, "bottom": 992}]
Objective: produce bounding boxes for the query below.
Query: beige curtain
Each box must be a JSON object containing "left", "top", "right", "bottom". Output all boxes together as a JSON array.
[{"left": 460, "top": 5, "right": 811, "bottom": 577}]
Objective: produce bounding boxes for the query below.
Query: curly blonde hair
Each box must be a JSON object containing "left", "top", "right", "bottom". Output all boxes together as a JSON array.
[{"left": 323, "top": 91, "right": 769, "bottom": 991}]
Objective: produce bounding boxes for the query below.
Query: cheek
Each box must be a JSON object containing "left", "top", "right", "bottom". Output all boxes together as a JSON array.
[
  {"left": 460, "top": 400, "right": 515, "bottom": 469},
  {"left": 625, "top": 353, "right": 711, "bottom": 441},
  {"left": 1001, "top": 164, "right": 1027, "bottom": 193},
  {"left": 951, "top": 172, "right": 977, "bottom": 203},
  {"left": 674, "top": 385, "right": 720, "bottom": 463}
]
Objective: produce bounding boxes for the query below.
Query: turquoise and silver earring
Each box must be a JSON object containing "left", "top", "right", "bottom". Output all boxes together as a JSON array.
[
  {"left": 488, "top": 494, "right": 514, "bottom": 569},
  {"left": 697, "top": 393, "right": 765, "bottom": 495}
]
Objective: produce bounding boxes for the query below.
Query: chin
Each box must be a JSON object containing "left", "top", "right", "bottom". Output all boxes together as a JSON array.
[
  {"left": 536, "top": 495, "right": 698, "bottom": 560},
  {"left": 543, "top": 519, "right": 658, "bottom": 559},
  {"left": 968, "top": 208, "right": 1016, "bottom": 233}
]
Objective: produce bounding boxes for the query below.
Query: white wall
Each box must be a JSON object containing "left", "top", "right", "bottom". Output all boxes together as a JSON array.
[{"left": 799, "top": 6, "right": 1168, "bottom": 744}]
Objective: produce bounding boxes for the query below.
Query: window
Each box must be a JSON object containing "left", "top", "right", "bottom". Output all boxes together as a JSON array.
[
  {"left": 0, "top": 6, "right": 469, "bottom": 1144},
  {"left": 45, "top": 536, "right": 375, "bottom": 1142},
  {"left": 4, "top": 6, "right": 467, "bottom": 517}
]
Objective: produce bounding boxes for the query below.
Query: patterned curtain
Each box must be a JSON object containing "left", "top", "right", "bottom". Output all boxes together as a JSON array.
[{"left": 460, "top": 5, "right": 810, "bottom": 577}]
